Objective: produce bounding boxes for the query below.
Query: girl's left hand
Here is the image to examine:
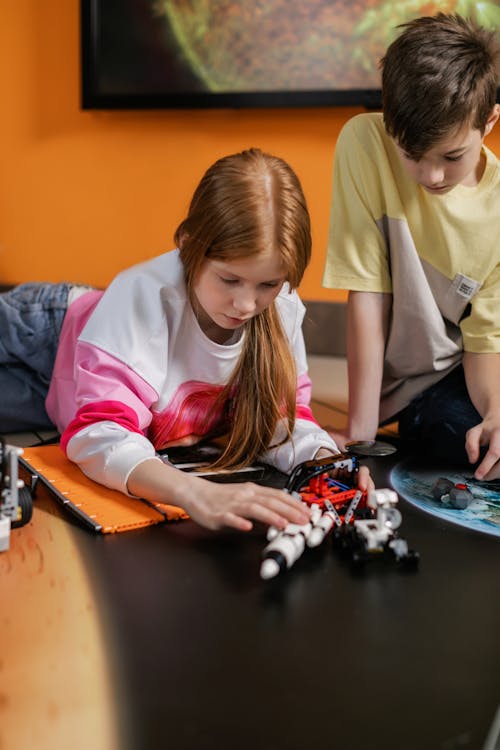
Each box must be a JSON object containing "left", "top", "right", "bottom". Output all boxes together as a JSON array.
[
  {"left": 356, "top": 464, "right": 374, "bottom": 492},
  {"left": 314, "top": 448, "right": 374, "bottom": 492}
]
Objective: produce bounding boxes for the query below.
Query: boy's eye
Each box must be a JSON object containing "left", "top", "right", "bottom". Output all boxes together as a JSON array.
[
  {"left": 261, "top": 282, "right": 279, "bottom": 288},
  {"left": 445, "top": 155, "right": 462, "bottom": 162}
]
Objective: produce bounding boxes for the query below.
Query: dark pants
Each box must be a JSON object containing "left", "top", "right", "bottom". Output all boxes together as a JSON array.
[
  {"left": 395, "top": 365, "right": 482, "bottom": 468},
  {"left": 0, "top": 283, "right": 71, "bottom": 432}
]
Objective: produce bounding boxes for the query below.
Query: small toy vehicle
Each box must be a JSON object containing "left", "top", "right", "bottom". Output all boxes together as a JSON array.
[
  {"left": 261, "top": 453, "right": 367, "bottom": 579},
  {"left": 431, "top": 478, "right": 474, "bottom": 510},
  {"left": 260, "top": 455, "right": 419, "bottom": 578},
  {"left": 0, "top": 438, "right": 33, "bottom": 551}
]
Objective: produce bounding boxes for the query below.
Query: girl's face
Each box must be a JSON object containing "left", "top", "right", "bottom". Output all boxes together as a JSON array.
[{"left": 192, "top": 248, "right": 287, "bottom": 343}]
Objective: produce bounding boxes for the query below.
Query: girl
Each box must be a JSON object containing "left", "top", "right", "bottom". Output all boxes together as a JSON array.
[{"left": 0, "top": 148, "right": 370, "bottom": 531}]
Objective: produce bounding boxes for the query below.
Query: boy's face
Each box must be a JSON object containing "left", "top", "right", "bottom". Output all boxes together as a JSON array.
[{"left": 395, "top": 107, "right": 499, "bottom": 195}]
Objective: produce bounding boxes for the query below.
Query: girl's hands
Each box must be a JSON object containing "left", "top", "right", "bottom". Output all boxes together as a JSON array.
[
  {"left": 186, "top": 451, "right": 375, "bottom": 531},
  {"left": 127, "top": 452, "right": 374, "bottom": 534}
]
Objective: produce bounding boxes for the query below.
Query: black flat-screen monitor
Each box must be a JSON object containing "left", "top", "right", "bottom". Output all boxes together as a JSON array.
[{"left": 81, "top": 0, "right": 500, "bottom": 110}]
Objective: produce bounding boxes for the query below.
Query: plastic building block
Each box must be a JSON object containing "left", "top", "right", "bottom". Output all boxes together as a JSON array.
[
  {"left": 260, "top": 454, "right": 419, "bottom": 578},
  {"left": 332, "top": 489, "right": 419, "bottom": 568},
  {"left": 431, "top": 477, "right": 474, "bottom": 510},
  {"left": 0, "top": 438, "right": 33, "bottom": 552}
]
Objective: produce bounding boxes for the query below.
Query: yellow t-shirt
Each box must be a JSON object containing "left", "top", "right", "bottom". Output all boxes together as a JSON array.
[{"left": 323, "top": 112, "right": 500, "bottom": 419}]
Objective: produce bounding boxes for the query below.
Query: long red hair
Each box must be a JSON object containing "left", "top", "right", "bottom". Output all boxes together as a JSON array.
[{"left": 175, "top": 148, "right": 311, "bottom": 469}]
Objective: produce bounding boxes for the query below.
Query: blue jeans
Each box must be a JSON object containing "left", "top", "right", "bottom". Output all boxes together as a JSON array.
[
  {"left": 395, "top": 365, "right": 483, "bottom": 468},
  {"left": 0, "top": 282, "right": 72, "bottom": 432}
]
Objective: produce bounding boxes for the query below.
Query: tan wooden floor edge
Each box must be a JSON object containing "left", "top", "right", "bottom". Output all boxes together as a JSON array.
[{"left": 0, "top": 491, "right": 121, "bottom": 750}]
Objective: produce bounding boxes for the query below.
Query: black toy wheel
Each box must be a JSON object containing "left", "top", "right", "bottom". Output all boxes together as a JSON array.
[
  {"left": 356, "top": 507, "right": 374, "bottom": 520},
  {"left": 11, "top": 486, "right": 33, "bottom": 528},
  {"left": 400, "top": 549, "right": 420, "bottom": 569},
  {"left": 332, "top": 526, "right": 354, "bottom": 555}
]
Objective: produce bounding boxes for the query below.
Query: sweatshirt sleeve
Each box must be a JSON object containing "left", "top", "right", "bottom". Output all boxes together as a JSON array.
[
  {"left": 65, "top": 420, "right": 162, "bottom": 496},
  {"left": 61, "top": 341, "right": 163, "bottom": 494}
]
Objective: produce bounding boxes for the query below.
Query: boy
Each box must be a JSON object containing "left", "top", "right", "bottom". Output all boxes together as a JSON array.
[{"left": 323, "top": 14, "right": 500, "bottom": 480}]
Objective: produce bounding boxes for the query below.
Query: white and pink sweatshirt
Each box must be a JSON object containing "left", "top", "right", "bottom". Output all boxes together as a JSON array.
[{"left": 46, "top": 250, "right": 338, "bottom": 494}]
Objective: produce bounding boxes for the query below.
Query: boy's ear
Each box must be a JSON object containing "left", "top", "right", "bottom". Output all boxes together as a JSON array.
[{"left": 484, "top": 104, "right": 500, "bottom": 136}]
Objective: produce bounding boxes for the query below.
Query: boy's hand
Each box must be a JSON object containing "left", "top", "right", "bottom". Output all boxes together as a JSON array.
[
  {"left": 466, "top": 417, "right": 500, "bottom": 480},
  {"left": 463, "top": 353, "right": 500, "bottom": 480}
]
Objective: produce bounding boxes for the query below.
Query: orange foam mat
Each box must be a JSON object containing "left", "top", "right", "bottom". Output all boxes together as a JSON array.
[{"left": 19, "top": 445, "right": 188, "bottom": 534}]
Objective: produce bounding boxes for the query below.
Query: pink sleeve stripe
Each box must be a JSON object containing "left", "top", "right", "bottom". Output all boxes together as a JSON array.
[
  {"left": 60, "top": 401, "right": 143, "bottom": 453},
  {"left": 296, "top": 372, "right": 313, "bottom": 405},
  {"left": 296, "top": 372, "right": 319, "bottom": 423},
  {"left": 295, "top": 372, "right": 318, "bottom": 424},
  {"left": 296, "top": 404, "right": 319, "bottom": 425}
]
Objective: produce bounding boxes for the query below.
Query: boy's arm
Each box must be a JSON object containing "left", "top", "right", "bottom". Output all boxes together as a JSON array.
[
  {"left": 463, "top": 351, "right": 500, "bottom": 480},
  {"left": 346, "top": 290, "right": 392, "bottom": 441}
]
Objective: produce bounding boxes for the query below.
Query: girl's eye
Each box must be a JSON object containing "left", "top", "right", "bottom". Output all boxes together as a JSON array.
[
  {"left": 445, "top": 155, "right": 462, "bottom": 162},
  {"left": 261, "top": 282, "right": 279, "bottom": 288},
  {"left": 220, "top": 277, "right": 238, "bottom": 285}
]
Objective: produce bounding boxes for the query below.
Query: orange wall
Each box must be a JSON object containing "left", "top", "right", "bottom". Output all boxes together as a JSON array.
[{"left": 1, "top": 2, "right": 499, "bottom": 303}]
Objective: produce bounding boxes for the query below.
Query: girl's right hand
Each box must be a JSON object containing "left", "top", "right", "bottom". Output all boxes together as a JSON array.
[
  {"left": 182, "top": 478, "right": 311, "bottom": 532},
  {"left": 126, "top": 458, "right": 310, "bottom": 533}
]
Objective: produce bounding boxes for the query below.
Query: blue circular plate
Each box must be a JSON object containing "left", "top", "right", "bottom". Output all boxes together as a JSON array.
[{"left": 390, "top": 459, "right": 500, "bottom": 538}]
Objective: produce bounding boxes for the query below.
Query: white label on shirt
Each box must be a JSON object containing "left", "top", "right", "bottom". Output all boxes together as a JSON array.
[{"left": 452, "top": 274, "right": 480, "bottom": 300}]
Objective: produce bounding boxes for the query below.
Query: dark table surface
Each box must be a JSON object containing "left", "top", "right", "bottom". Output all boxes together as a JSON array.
[{"left": 71, "top": 453, "right": 500, "bottom": 750}]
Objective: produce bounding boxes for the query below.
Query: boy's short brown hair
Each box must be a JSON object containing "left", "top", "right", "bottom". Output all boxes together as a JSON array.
[{"left": 381, "top": 13, "right": 500, "bottom": 158}]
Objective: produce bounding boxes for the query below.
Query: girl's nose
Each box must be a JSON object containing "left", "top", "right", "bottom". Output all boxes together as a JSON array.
[{"left": 233, "top": 289, "right": 257, "bottom": 315}]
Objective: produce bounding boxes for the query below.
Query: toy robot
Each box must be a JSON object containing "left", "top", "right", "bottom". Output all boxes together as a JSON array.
[{"left": 0, "top": 438, "right": 33, "bottom": 552}]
